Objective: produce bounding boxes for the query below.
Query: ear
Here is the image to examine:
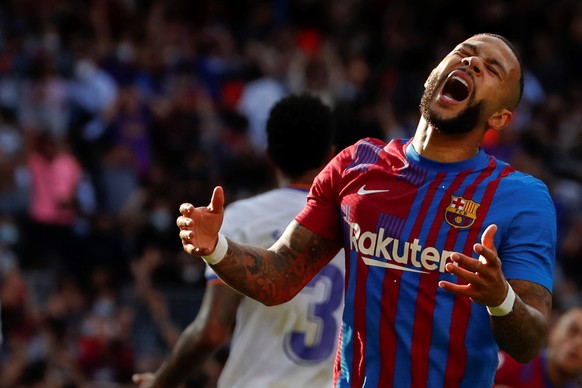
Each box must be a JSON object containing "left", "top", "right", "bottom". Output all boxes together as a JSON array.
[{"left": 486, "top": 109, "right": 513, "bottom": 132}]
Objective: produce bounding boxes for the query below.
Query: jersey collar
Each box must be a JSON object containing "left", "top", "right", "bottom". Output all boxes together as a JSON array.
[{"left": 405, "top": 141, "right": 490, "bottom": 172}]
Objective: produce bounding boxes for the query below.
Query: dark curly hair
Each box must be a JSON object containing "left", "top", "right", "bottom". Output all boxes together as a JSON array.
[{"left": 266, "top": 94, "right": 333, "bottom": 179}]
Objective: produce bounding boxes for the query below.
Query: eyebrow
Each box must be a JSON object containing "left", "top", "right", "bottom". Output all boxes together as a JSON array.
[{"left": 459, "top": 43, "right": 507, "bottom": 79}]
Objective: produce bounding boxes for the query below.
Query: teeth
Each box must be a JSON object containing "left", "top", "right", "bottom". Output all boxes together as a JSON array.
[{"left": 451, "top": 75, "right": 468, "bottom": 88}]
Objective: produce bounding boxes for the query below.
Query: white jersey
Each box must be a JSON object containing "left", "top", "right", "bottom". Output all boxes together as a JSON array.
[{"left": 205, "top": 186, "right": 345, "bottom": 388}]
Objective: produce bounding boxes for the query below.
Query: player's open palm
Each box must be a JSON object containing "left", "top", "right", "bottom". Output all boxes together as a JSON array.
[
  {"left": 439, "top": 224, "right": 509, "bottom": 307},
  {"left": 177, "top": 186, "right": 225, "bottom": 256}
]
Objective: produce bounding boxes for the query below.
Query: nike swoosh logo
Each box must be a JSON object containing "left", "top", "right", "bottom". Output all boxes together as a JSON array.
[{"left": 357, "top": 185, "right": 390, "bottom": 195}]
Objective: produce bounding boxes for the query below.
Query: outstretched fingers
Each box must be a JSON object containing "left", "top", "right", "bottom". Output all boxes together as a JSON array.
[
  {"left": 438, "top": 224, "right": 507, "bottom": 306},
  {"left": 176, "top": 186, "right": 226, "bottom": 256},
  {"left": 438, "top": 252, "right": 483, "bottom": 296}
]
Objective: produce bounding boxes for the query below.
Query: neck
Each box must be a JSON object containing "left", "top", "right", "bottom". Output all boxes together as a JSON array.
[{"left": 411, "top": 116, "right": 482, "bottom": 162}]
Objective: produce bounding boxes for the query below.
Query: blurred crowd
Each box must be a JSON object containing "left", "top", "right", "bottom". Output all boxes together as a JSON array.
[{"left": 0, "top": 0, "right": 582, "bottom": 386}]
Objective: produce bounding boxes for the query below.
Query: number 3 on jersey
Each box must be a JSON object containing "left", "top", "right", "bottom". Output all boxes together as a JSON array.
[{"left": 283, "top": 263, "right": 344, "bottom": 365}]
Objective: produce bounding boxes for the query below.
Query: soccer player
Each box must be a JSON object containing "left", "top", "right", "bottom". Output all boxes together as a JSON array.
[
  {"left": 177, "top": 33, "right": 556, "bottom": 387},
  {"left": 133, "top": 94, "right": 345, "bottom": 387},
  {"left": 495, "top": 307, "right": 582, "bottom": 388}
]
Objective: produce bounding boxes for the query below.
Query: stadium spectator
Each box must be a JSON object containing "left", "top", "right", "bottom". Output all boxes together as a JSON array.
[{"left": 495, "top": 307, "right": 582, "bottom": 387}]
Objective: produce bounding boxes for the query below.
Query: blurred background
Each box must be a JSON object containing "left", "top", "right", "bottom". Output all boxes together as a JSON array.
[{"left": 0, "top": 0, "right": 581, "bottom": 386}]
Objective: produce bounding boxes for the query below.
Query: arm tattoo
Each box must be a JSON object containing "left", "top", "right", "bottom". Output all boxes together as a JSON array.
[{"left": 210, "top": 223, "right": 340, "bottom": 306}]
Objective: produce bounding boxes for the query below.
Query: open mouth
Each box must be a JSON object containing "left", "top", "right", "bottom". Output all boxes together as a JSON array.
[{"left": 442, "top": 74, "right": 470, "bottom": 102}]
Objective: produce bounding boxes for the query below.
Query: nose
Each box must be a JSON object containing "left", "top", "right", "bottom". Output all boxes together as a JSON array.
[{"left": 461, "top": 56, "right": 483, "bottom": 75}]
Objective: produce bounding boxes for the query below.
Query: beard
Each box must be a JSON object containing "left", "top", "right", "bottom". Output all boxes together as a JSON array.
[{"left": 419, "top": 73, "right": 485, "bottom": 135}]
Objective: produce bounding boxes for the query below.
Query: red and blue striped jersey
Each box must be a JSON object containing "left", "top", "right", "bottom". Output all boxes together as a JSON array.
[{"left": 295, "top": 138, "right": 556, "bottom": 387}]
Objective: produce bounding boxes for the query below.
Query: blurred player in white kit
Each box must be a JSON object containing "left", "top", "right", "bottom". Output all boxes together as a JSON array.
[{"left": 133, "top": 93, "right": 345, "bottom": 387}]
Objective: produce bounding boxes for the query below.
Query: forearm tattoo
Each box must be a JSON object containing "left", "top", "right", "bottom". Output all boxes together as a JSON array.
[{"left": 211, "top": 225, "right": 338, "bottom": 305}]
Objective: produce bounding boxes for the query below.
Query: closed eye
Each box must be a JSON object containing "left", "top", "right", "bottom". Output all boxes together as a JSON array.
[
  {"left": 456, "top": 49, "right": 502, "bottom": 80},
  {"left": 454, "top": 42, "right": 507, "bottom": 80},
  {"left": 486, "top": 64, "right": 499, "bottom": 77},
  {"left": 456, "top": 49, "right": 470, "bottom": 57}
]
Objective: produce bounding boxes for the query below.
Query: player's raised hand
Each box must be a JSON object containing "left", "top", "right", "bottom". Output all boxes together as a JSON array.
[
  {"left": 438, "top": 224, "right": 509, "bottom": 307},
  {"left": 177, "top": 186, "right": 225, "bottom": 256}
]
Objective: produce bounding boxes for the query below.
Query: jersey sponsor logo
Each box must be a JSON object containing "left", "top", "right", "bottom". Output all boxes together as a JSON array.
[
  {"left": 349, "top": 222, "right": 453, "bottom": 273},
  {"left": 445, "top": 195, "right": 480, "bottom": 229},
  {"left": 357, "top": 184, "right": 390, "bottom": 195}
]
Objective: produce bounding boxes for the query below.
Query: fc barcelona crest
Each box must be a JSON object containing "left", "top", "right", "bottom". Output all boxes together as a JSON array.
[{"left": 445, "top": 195, "right": 480, "bottom": 229}]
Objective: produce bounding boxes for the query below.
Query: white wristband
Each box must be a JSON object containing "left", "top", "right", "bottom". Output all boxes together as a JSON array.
[
  {"left": 486, "top": 282, "right": 516, "bottom": 317},
  {"left": 202, "top": 234, "right": 228, "bottom": 265}
]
